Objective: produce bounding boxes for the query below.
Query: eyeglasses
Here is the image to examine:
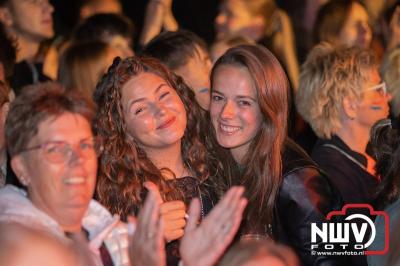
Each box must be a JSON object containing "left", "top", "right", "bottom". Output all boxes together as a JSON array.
[
  {"left": 20, "top": 137, "right": 103, "bottom": 164},
  {"left": 362, "top": 82, "right": 387, "bottom": 97}
]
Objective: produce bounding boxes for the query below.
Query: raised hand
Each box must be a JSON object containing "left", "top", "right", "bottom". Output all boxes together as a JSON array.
[
  {"left": 128, "top": 182, "right": 165, "bottom": 266},
  {"left": 179, "top": 186, "right": 247, "bottom": 266}
]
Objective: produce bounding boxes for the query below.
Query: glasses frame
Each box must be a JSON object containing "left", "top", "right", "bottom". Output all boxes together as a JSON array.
[
  {"left": 362, "top": 82, "right": 387, "bottom": 96},
  {"left": 19, "top": 137, "right": 103, "bottom": 164}
]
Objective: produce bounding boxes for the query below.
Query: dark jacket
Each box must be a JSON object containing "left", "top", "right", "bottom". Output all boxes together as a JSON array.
[
  {"left": 273, "top": 139, "right": 346, "bottom": 266},
  {"left": 312, "top": 136, "right": 379, "bottom": 205}
]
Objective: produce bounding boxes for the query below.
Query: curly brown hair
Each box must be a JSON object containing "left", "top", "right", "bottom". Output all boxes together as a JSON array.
[{"left": 93, "top": 56, "right": 214, "bottom": 218}]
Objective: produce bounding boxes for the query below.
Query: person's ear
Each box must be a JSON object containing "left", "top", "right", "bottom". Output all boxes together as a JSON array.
[
  {"left": 0, "top": 7, "right": 13, "bottom": 27},
  {"left": 11, "top": 155, "right": 31, "bottom": 186},
  {"left": 342, "top": 95, "right": 358, "bottom": 120}
]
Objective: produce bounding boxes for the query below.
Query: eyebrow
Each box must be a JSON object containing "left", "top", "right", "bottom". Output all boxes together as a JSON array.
[
  {"left": 212, "top": 90, "right": 257, "bottom": 102},
  {"left": 127, "top": 83, "right": 169, "bottom": 110}
]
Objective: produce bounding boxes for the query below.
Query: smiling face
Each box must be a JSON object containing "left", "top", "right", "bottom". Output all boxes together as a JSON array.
[
  {"left": 121, "top": 72, "right": 187, "bottom": 153},
  {"left": 11, "top": 112, "right": 97, "bottom": 232},
  {"left": 210, "top": 65, "right": 263, "bottom": 163}
]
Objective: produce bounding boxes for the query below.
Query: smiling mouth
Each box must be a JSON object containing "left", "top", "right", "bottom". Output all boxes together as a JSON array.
[
  {"left": 63, "top": 177, "right": 86, "bottom": 185},
  {"left": 157, "top": 117, "right": 176, "bottom": 129},
  {"left": 219, "top": 123, "right": 241, "bottom": 134}
]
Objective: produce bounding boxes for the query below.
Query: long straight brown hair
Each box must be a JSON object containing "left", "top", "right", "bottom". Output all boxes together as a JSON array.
[{"left": 210, "top": 44, "right": 289, "bottom": 235}]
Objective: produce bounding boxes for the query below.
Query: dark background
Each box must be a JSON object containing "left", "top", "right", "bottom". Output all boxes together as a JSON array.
[
  {"left": 49, "top": 0, "right": 300, "bottom": 45},
  {"left": 50, "top": 0, "right": 221, "bottom": 44}
]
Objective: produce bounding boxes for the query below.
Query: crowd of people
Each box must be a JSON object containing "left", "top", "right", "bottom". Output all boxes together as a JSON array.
[{"left": 0, "top": 0, "right": 399, "bottom": 265}]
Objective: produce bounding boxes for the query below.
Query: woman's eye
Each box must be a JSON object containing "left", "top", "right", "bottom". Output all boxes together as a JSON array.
[
  {"left": 134, "top": 107, "right": 145, "bottom": 115},
  {"left": 238, "top": 100, "right": 251, "bottom": 106},
  {"left": 212, "top": 95, "right": 223, "bottom": 101},
  {"left": 159, "top": 92, "right": 170, "bottom": 100}
]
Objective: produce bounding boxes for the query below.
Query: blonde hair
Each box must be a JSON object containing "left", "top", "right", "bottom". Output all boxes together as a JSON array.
[
  {"left": 296, "top": 43, "right": 377, "bottom": 138},
  {"left": 381, "top": 48, "right": 400, "bottom": 116}
]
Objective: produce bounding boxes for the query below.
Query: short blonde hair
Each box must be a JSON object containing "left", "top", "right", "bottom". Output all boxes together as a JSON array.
[{"left": 296, "top": 43, "right": 377, "bottom": 138}]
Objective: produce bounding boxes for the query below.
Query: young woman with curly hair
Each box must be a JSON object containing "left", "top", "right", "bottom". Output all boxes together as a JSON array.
[{"left": 93, "top": 55, "right": 218, "bottom": 265}]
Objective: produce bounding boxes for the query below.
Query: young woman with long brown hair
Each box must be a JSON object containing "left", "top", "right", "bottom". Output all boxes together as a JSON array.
[{"left": 208, "top": 44, "right": 344, "bottom": 265}]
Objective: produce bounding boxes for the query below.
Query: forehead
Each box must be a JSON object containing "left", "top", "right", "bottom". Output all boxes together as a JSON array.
[
  {"left": 222, "top": 0, "right": 248, "bottom": 14},
  {"left": 365, "top": 67, "right": 380, "bottom": 84},
  {"left": 10, "top": 0, "right": 42, "bottom": 6},
  {"left": 94, "top": 0, "right": 121, "bottom": 13},
  {"left": 213, "top": 65, "right": 257, "bottom": 97},
  {"left": 347, "top": 2, "right": 368, "bottom": 20},
  {"left": 34, "top": 113, "right": 92, "bottom": 142},
  {"left": 121, "top": 72, "right": 168, "bottom": 98}
]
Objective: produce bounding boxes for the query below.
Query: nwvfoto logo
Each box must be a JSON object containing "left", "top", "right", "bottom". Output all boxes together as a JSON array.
[{"left": 310, "top": 204, "right": 389, "bottom": 255}]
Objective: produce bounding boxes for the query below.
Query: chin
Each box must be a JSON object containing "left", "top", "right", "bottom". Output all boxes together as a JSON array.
[{"left": 216, "top": 137, "right": 239, "bottom": 149}]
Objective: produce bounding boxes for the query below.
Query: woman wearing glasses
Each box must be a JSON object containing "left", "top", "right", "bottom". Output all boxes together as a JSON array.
[
  {"left": 296, "top": 43, "right": 391, "bottom": 206},
  {"left": 0, "top": 83, "right": 130, "bottom": 265},
  {"left": 0, "top": 82, "right": 247, "bottom": 266}
]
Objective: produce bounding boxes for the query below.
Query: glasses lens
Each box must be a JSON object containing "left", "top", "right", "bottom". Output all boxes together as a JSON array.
[
  {"left": 42, "top": 138, "right": 103, "bottom": 163},
  {"left": 79, "top": 137, "right": 103, "bottom": 157},
  {"left": 43, "top": 142, "right": 68, "bottom": 163}
]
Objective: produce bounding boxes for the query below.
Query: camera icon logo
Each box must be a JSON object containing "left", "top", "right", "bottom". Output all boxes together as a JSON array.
[{"left": 310, "top": 204, "right": 389, "bottom": 255}]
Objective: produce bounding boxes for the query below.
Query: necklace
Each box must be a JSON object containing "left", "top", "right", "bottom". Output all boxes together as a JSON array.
[
  {"left": 323, "top": 144, "right": 368, "bottom": 172},
  {"left": 198, "top": 186, "right": 205, "bottom": 219}
]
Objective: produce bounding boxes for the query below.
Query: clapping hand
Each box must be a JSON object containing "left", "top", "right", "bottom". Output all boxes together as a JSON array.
[
  {"left": 128, "top": 182, "right": 165, "bottom": 266},
  {"left": 179, "top": 186, "right": 247, "bottom": 266}
]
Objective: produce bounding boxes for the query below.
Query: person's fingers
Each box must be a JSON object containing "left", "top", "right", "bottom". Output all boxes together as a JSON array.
[
  {"left": 219, "top": 188, "right": 247, "bottom": 233},
  {"left": 161, "top": 209, "right": 186, "bottom": 221},
  {"left": 137, "top": 187, "right": 157, "bottom": 230},
  {"left": 160, "top": 201, "right": 186, "bottom": 214},
  {"left": 165, "top": 229, "right": 184, "bottom": 242},
  {"left": 144, "top": 181, "right": 163, "bottom": 204},
  {"left": 127, "top": 215, "right": 137, "bottom": 235},
  {"left": 185, "top": 198, "right": 200, "bottom": 234},
  {"left": 224, "top": 198, "right": 247, "bottom": 239},
  {"left": 203, "top": 187, "right": 245, "bottom": 238},
  {"left": 206, "top": 186, "right": 244, "bottom": 224},
  {"left": 222, "top": 187, "right": 246, "bottom": 220},
  {"left": 155, "top": 214, "right": 165, "bottom": 248},
  {"left": 163, "top": 218, "right": 186, "bottom": 231}
]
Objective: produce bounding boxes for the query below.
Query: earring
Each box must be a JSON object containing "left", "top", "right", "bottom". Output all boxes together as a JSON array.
[{"left": 19, "top": 175, "right": 29, "bottom": 186}]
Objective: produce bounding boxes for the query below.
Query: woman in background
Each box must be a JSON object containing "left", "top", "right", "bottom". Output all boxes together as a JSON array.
[
  {"left": 296, "top": 43, "right": 390, "bottom": 205},
  {"left": 58, "top": 41, "right": 119, "bottom": 97}
]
